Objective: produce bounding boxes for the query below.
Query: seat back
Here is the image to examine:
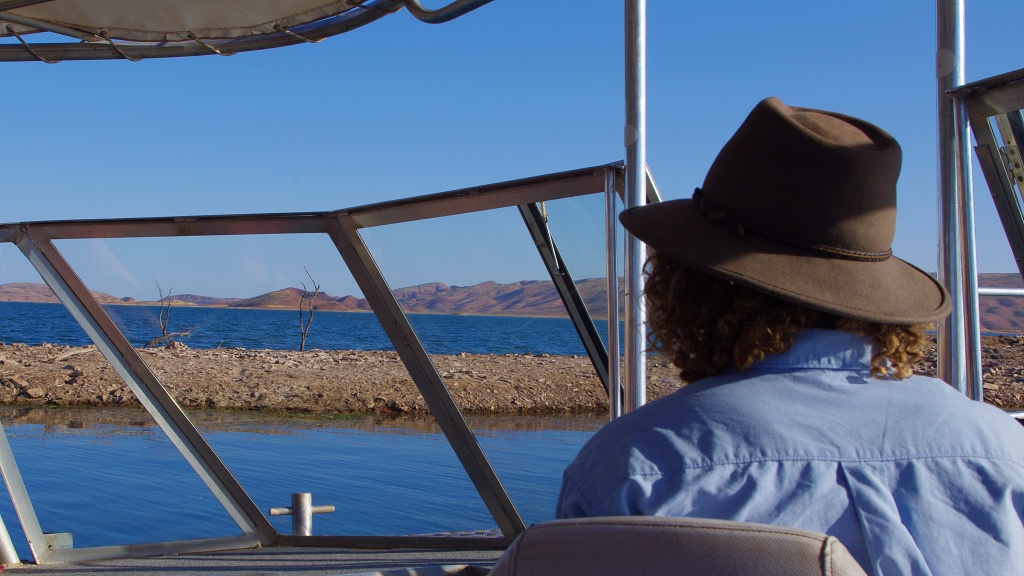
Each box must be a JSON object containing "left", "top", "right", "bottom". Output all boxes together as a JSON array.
[{"left": 488, "top": 516, "right": 868, "bottom": 576}]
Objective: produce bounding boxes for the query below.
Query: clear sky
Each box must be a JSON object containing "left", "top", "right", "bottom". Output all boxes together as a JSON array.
[{"left": 1, "top": 1, "right": 1022, "bottom": 301}]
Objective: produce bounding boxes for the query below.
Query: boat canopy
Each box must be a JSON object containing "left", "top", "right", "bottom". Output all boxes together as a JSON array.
[{"left": 0, "top": 0, "right": 493, "bottom": 61}]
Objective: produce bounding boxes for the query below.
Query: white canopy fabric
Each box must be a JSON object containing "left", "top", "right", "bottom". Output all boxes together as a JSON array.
[{"left": 1, "top": 0, "right": 365, "bottom": 41}]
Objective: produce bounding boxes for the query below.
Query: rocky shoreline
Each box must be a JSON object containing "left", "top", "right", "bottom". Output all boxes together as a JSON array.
[
  {"left": 0, "top": 343, "right": 682, "bottom": 416},
  {"left": 0, "top": 336, "right": 1022, "bottom": 416}
]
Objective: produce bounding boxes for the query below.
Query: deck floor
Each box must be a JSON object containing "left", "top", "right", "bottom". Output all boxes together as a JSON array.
[{"left": 2, "top": 547, "right": 502, "bottom": 575}]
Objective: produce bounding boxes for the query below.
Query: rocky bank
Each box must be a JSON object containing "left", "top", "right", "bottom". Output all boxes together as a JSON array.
[
  {"left": 0, "top": 343, "right": 681, "bottom": 415},
  {"left": 0, "top": 337, "right": 1022, "bottom": 416}
]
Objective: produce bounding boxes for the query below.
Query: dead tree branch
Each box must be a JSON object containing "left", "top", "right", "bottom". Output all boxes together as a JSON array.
[
  {"left": 144, "top": 327, "right": 197, "bottom": 349},
  {"left": 156, "top": 280, "right": 171, "bottom": 339},
  {"left": 298, "top": 267, "right": 321, "bottom": 352},
  {"left": 148, "top": 280, "right": 196, "bottom": 349}
]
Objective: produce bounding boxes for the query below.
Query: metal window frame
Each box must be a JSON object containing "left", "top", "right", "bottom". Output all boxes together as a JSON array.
[
  {"left": 519, "top": 202, "right": 611, "bottom": 395},
  {"left": 0, "top": 162, "right": 625, "bottom": 562},
  {"left": 0, "top": 0, "right": 656, "bottom": 565},
  {"left": 958, "top": 69, "right": 1024, "bottom": 274},
  {"left": 945, "top": 67, "right": 1024, "bottom": 405}
]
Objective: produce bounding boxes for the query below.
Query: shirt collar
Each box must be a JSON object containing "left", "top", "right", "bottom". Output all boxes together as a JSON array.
[{"left": 752, "top": 329, "right": 874, "bottom": 372}]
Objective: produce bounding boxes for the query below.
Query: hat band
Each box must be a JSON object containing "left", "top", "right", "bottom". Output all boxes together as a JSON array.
[{"left": 692, "top": 188, "right": 892, "bottom": 262}]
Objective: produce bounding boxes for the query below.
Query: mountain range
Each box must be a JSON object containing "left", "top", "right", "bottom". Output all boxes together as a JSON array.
[
  {"left": 0, "top": 278, "right": 618, "bottom": 319},
  {"left": 2, "top": 274, "right": 1023, "bottom": 332}
]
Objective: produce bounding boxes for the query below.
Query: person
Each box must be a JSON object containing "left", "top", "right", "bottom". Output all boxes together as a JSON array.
[{"left": 556, "top": 97, "right": 1024, "bottom": 575}]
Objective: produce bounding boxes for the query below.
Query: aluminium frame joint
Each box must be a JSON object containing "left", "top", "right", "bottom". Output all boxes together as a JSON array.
[{"left": 1000, "top": 145, "right": 1024, "bottom": 185}]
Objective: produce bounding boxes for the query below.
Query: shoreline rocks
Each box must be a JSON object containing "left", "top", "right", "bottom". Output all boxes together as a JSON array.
[
  {"left": 1, "top": 336, "right": 1022, "bottom": 416},
  {"left": 0, "top": 343, "right": 681, "bottom": 416}
]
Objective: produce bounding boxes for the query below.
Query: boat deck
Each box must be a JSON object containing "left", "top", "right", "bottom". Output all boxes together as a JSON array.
[{"left": 2, "top": 547, "right": 501, "bottom": 575}]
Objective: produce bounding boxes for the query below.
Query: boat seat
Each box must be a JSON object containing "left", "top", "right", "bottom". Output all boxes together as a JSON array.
[{"left": 488, "top": 516, "right": 868, "bottom": 576}]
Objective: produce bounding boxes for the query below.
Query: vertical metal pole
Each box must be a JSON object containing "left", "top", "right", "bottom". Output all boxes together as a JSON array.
[
  {"left": 292, "top": 493, "right": 312, "bottom": 537},
  {"left": 936, "top": 0, "right": 983, "bottom": 399},
  {"left": 624, "top": 0, "right": 647, "bottom": 412},
  {"left": 606, "top": 170, "right": 623, "bottom": 420}
]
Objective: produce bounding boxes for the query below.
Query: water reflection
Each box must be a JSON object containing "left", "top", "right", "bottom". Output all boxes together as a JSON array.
[
  {"left": 0, "top": 406, "right": 604, "bottom": 435},
  {"left": 0, "top": 406, "right": 600, "bottom": 558}
]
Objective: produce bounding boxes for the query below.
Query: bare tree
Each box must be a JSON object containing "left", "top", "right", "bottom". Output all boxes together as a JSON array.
[
  {"left": 145, "top": 280, "right": 196, "bottom": 349},
  {"left": 298, "top": 267, "right": 320, "bottom": 352},
  {"left": 156, "top": 280, "right": 171, "bottom": 341}
]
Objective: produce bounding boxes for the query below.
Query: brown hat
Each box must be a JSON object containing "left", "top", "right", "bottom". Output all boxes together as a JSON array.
[{"left": 620, "top": 97, "right": 950, "bottom": 324}]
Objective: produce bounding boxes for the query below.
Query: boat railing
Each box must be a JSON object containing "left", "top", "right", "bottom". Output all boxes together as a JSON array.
[
  {"left": 0, "top": 162, "right": 664, "bottom": 565},
  {"left": 954, "top": 67, "right": 1024, "bottom": 421}
]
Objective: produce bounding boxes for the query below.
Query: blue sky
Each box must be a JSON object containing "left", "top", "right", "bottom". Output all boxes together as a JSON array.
[{"left": 1, "top": 1, "right": 1022, "bottom": 300}]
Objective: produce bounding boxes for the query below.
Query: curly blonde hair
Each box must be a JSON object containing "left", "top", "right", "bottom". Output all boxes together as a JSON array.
[{"left": 645, "top": 251, "right": 927, "bottom": 382}]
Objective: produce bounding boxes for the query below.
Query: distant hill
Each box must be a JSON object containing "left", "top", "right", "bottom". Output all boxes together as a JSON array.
[
  {"left": 168, "top": 294, "right": 240, "bottom": 307},
  {"left": 231, "top": 287, "right": 369, "bottom": 312},
  {"left": 977, "top": 273, "right": 1024, "bottom": 289},
  {"left": 0, "top": 279, "right": 610, "bottom": 318},
  {"left": 227, "top": 280, "right": 613, "bottom": 317},
  {"left": 389, "top": 279, "right": 613, "bottom": 317},
  {"left": 978, "top": 273, "right": 1024, "bottom": 334},
  {"left": 2, "top": 274, "right": 1023, "bottom": 331},
  {"left": 0, "top": 282, "right": 135, "bottom": 305}
]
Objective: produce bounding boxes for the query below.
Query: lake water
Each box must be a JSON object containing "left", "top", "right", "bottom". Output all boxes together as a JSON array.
[
  {"left": 0, "top": 301, "right": 613, "bottom": 356},
  {"left": 0, "top": 407, "right": 602, "bottom": 561},
  {"left": 0, "top": 302, "right": 608, "bottom": 561}
]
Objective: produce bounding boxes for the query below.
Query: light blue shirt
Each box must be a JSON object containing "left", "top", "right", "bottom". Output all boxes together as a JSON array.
[{"left": 557, "top": 330, "right": 1024, "bottom": 576}]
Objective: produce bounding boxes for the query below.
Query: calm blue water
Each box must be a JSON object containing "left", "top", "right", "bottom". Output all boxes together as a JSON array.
[
  {"left": 0, "top": 302, "right": 610, "bottom": 561},
  {"left": 0, "top": 408, "right": 602, "bottom": 560},
  {"left": 0, "top": 302, "right": 614, "bottom": 356}
]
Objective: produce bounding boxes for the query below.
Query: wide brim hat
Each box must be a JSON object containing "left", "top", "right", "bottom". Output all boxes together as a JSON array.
[{"left": 620, "top": 97, "right": 950, "bottom": 324}]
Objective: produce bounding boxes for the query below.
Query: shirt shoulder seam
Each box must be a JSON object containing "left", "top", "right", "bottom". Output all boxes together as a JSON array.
[{"left": 624, "top": 452, "right": 1024, "bottom": 477}]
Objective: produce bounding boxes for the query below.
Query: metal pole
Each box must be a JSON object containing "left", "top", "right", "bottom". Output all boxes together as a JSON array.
[
  {"left": 13, "top": 231, "right": 276, "bottom": 550},
  {"left": 518, "top": 203, "right": 611, "bottom": 394},
  {"left": 401, "top": 0, "right": 495, "bottom": 24},
  {"left": 936, "top": 0, "right": 983, "bottom": 399},
  {"left": 0, "top": 421, "right": 35, "bottom": 564},
  {"left": 327, "top": 219, "right": 525, "bottom": 540},
  {"left": 624, "top": 0, "right": 647, "bottom": 412},
  {"left": 292, "top": 493, "right": 312, "bottom": 537},
  {"left": 268, "top": 493, "right": 335, "bottom": 537},
  {"left": 606, "top": 170, "right": 623, "bottom": 420},
  {"left": 0, "top": 514, "right": 20, "bottom": 566}
]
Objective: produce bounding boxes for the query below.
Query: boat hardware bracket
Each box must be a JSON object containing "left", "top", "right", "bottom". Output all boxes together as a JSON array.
[{"left": 269, "top": 493, "right": 336, "bottom": 537}]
